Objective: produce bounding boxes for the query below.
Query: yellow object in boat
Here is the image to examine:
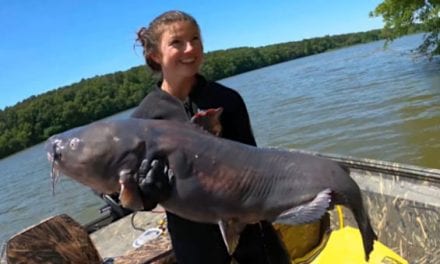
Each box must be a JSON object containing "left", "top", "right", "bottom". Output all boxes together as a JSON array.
[
  {"left": 310, "top": 226, "right": 408, "bottom": 264},
  {"left": 281, "top": 206, "right": 408, "bottom": 264}
]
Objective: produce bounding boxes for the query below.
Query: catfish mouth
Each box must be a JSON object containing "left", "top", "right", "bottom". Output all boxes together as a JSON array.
[
  {"left": 45, "top": 134, "right": 136, "bottom": 199},
  {"left": 46, "top": 140, "right": 121, "bottom": 195},
  {"left": 47, "top": 155, "right": 119, "bottom": 196}
]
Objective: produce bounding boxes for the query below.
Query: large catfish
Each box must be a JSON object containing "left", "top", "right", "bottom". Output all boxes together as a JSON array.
[{"left": 45, "top": 114, "right": 377, "bottom": 260}]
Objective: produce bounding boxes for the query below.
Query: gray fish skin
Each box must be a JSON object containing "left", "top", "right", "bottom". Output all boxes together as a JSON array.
[{"left": 46, "top": 118, "right": 377, "bottom": 260}]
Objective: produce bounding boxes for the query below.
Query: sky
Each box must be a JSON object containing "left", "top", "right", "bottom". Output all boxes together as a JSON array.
[{"left": 0, "top": 0, "right": 384, "bottom": 110}]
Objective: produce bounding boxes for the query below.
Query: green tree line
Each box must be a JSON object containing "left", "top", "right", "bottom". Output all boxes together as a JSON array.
[
  {"left": 371, "top": 0, "right": 439, "bottom": 58},
  {"left": 0, "top": 29, "right": 391, "bottom": 159}
]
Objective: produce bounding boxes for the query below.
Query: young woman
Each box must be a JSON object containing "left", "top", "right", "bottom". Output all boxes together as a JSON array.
[{"left": 132, "top": 10, "right": 290, "bottom": 264}]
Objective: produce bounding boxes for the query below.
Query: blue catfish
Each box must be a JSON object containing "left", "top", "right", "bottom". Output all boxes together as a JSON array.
[{"left": 46, "top": 116, "right": 377, "bottom": 260}]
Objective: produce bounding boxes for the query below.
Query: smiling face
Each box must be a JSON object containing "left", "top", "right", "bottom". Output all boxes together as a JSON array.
[{"left": 151, "top": 20, "right": 204, "bottom": 82}]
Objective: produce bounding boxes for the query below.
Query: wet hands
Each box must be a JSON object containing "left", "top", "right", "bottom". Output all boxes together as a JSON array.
[{"left": 137, "top": 159, "right": 174, "bottom": 210}]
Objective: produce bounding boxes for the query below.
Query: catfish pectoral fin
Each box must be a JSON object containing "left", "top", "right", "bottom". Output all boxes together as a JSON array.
[
  {"left": 218, "top": 220, "right": 246, "bottom": 255},
  {"left": 275, "top": 188, "right": 332, "bottom": 225},
  {"left": 119, "top": 169, "right": 144, "bottom": 211}
]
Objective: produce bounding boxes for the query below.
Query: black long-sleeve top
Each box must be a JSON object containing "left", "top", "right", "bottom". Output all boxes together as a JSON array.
[
  {"left": 130, "top": 74, "right": 288, "bottom": 264},
  {"left": 131, "top": 74, "right": 257, "bottom": 146}
]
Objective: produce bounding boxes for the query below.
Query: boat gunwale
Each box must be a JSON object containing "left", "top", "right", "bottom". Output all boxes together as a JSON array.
[{"left": 290, "top": 148, "right": 440, "bottom": 184}]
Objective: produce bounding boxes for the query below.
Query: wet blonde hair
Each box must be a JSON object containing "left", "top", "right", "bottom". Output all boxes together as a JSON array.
[{"left": 136, "top": 10, "right": 202, "bottom": 72}]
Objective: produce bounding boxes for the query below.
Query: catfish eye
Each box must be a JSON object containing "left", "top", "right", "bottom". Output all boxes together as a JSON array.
[{"left": 69, "top": 138, "right": 81, "bottom": 150}]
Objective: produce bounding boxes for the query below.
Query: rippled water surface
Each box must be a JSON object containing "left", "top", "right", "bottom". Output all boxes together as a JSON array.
[
  {"left": 221, "top": 34, "right": 439, "bottom": 169},
  {"left": 1, "top": 34, "right": 439, "bottom": 247}
]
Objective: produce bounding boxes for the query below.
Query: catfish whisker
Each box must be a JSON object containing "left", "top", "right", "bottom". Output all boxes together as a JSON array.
[{"left": 50, "top": 160, "right": 61, "bottom": 196}]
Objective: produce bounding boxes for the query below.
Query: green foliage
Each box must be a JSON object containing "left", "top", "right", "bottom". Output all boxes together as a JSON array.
[
  {"left": 0, "top": 29, "right": 385, "bottom": 159},
  {"left": 371, "top": 0, "right": 440, "bottom": 57}
]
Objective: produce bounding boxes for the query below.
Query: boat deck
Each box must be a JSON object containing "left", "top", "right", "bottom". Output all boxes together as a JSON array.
[{"left": 90, "top": 210, "right": 173, "bottom": 263}]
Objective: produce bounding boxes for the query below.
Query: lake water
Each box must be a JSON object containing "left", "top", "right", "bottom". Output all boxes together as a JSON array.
[{"left": 0, "top": 34, "right": 439, "bottom": 248}]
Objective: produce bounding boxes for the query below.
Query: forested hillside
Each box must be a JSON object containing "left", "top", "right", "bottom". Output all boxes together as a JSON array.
[{"left": 0, "top": 29, "right": 386, "bottom": 158}]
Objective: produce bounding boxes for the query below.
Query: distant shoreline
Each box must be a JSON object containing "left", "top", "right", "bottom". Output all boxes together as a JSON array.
[{"left": 0, "top": 28, "right": 422, "bottom": 159}]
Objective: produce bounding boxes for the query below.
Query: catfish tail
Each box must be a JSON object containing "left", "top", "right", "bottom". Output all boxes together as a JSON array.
[
  {"left": 354, "top": 199, "right": 377, "bottom": 261},
  {"left": 332, "top": 165, "right": 377, "bottom": 261}
]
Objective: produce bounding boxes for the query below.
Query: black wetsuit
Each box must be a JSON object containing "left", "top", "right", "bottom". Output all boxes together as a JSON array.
[{"left": 131, "top": 74, "right": 290, "bottom": 264}]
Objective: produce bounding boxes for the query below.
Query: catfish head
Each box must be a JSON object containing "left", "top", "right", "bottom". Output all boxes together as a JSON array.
[
  {"left": 45, "top": 120, "right": 146, "bottom": 209},
  {"left": 45, "top": 109, "right": 223, "bottom": 211}
]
